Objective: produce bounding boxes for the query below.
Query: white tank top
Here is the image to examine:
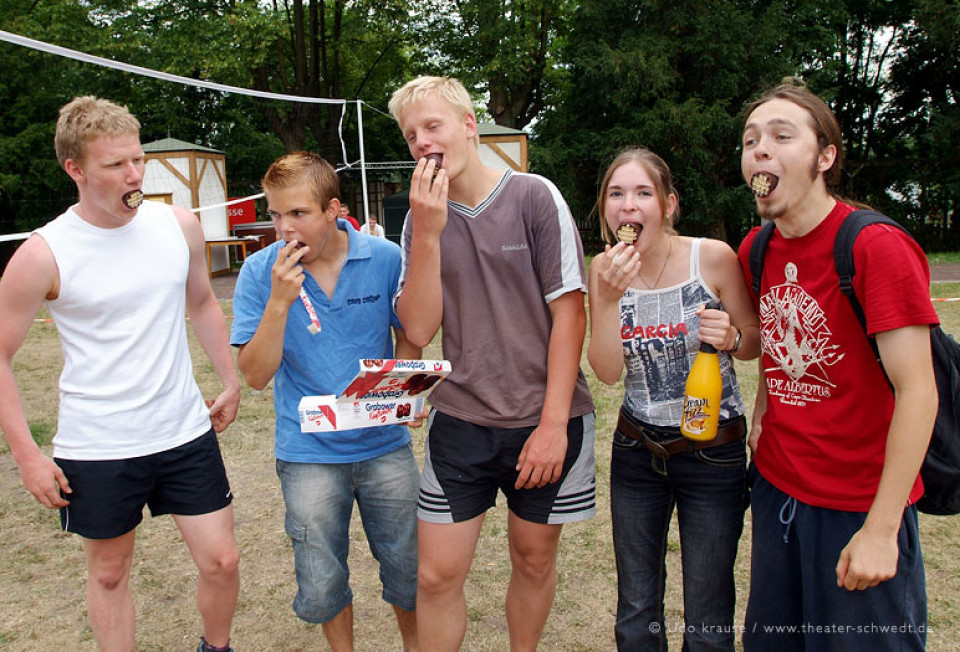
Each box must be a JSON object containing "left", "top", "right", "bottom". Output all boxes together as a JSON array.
[{"left": 36, "top": 202, "right": 211, "bottom": 460}]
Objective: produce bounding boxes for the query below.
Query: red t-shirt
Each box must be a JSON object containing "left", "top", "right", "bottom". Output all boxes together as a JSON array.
[{"left": 737, "top": 201, "right": 939, "bottom": 511}]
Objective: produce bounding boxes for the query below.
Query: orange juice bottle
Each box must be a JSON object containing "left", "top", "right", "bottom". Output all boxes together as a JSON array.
[{"left": 680, "top": 301, "right": 723, "bottom": 441}]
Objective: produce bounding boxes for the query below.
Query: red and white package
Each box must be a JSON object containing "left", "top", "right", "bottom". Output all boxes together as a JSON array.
[{"left": 298, "top": 359, "right": 451, "bottom": 432}]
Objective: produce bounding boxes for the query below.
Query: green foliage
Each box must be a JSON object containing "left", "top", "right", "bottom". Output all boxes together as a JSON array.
[
  {"left": 0, "top": 1, "right": 108, "bottom": 231},
  {"left": 885, "top": 0, "right": 960, "bottom": 251},
  {"left": 411, "top": 0, "right": 573, "bottom": 129},
  {"left": 929, "top": 252, "right": 960, "bottom": 265},
  {"left": 533, "top": 0, "right": 815, "bottom": 244},
  {"left": 532, "top": 0, "right": 960, "bottom": 252},
  {"left": 1, "top": 0, "right": 959, "bottom": 253}
]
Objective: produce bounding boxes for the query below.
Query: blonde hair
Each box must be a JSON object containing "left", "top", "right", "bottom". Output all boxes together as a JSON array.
[
  {"left": 54, "top": 96, "right": 141, "bottom": 167},
  {"left": 262, "top": 151, "right": 340, "bottom": 209},
  {"left": 388, "top": 76, "right": 480, "bottom": 147},
  {"left": 597, "top": 147, "right": 680, "bottom": 245}
]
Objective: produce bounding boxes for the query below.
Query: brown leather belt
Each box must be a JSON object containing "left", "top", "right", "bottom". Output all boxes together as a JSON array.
[{"left": 616, "top": 410, "right": 747, "bottom": 460}]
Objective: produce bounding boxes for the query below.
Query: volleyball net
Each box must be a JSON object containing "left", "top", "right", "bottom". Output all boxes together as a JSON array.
[{"left": 0, "top": 28, "right": 400, "bottom": 245}]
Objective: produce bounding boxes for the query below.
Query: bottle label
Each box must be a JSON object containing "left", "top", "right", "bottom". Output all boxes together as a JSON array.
[{"left": 681, "top": 396, "right": 711, "bottom": 435}]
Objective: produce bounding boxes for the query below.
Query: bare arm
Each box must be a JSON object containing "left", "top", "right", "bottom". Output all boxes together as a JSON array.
[
  {"left": 236, "top": 240, "right": 308, "bottom": 390},
  {"left": 698, "top": 239, "right": 761, "bottom": 360},
  {"left": 394, "top": 326, "right": 422, "bottom": 362},
  {"left": 0, "top": 236, "right": 71, "bottom": 508},
  {"left": 587, "top": 243, "right": 641, "bottom": 385},
  {"left": 515, "top": 290, "right": 587, "bottom": 490},
  {"left": 835, "top": 325, "right": 937, "bottom": 590},
  {"left": 176, "top": 207, "right": 240, "bottom": 432},
  {"left": 395, "top": 159, "right": 448, "bottom": 348},
  {"left": 748, "top": 364, "right": 768, "bottom": 455}
]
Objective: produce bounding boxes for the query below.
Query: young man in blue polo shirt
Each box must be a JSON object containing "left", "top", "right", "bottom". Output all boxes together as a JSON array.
[{"left": 230, "top": 151, "right": 420, "bottom": 651}]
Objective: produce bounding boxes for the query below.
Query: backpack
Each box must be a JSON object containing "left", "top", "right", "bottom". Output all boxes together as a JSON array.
[{"left": 748, "top": 209, "right": 960, "bottom": 516}]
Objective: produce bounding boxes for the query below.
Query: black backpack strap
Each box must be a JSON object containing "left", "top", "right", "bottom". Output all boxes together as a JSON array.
[
  {"left": 833, "top": 209, "right": 913, "bottom": 368},
  {"left": 833, "top": 209, "right": 912, "bottom": 335},
  {"left": 748, "top": 221, "right": 778, "bottom": 298}
]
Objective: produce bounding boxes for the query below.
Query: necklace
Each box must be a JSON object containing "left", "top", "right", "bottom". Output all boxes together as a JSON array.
[{"left": 639, "top": 235, "right": 673, "bottom": 290}]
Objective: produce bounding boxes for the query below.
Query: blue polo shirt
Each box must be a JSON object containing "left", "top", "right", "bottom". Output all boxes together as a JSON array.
[{"left": 231, "top": 220, "right": 410, "bottom": 463}]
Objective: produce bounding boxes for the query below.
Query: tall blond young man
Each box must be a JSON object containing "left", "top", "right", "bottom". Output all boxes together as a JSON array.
[
  {"left": 230, "top": 152, "right": 420, "bottom": 652},
  {"left": 389, "top": 76, "right": 596, "bottom": 651},
  {"left": 0, "top": 97, "right": 241, "bottom": 652},
  {"left": 737, "top": 83, "right": 938, "bottom": 650}
]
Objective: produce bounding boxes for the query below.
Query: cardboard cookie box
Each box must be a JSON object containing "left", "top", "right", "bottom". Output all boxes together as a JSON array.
[{"left": 298, "top": 359, "right": 451, "bottom": 432}]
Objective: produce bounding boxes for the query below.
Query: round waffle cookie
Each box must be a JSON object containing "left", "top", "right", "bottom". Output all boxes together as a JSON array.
[
  {"left": 616, "top": 223, "right": 638, "bottom": 245},
  {"left": 122, "top": 190, "right": 144, "bottom": 209},
  {"left": 749, "top": 173, "right": 778, "bottom": 198}
]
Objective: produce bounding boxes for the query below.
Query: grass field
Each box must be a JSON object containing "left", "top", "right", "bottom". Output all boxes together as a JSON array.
[
  {"left": 928, "top": 251, "right": 960, "bottom": 264},
  {"left": 1, "top": 283, "right": 959, "bottom": 650}
]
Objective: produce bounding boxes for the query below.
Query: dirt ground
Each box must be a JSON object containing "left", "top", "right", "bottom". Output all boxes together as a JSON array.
[{"left": 1, "top": 273, "right": 958, "bottom": 650}]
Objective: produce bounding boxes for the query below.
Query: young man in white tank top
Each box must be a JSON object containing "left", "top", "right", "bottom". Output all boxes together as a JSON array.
[{"left": 0, "top": 97, "right": 241, "bottom": 652}]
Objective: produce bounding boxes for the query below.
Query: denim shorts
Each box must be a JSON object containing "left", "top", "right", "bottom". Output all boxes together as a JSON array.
[{"left": 275, "top": 443, "right": 419, "bottom": 624}]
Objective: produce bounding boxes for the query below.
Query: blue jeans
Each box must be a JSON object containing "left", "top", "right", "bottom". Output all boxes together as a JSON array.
[
  {"left": 743, "top": 466, "right": 926, "bottom": 651},
  {"left": 275, "top": 443, "right": 419, "bottom": 624},
  {"left": 611, "top": 424, "right": 748, "bottom": 651}
]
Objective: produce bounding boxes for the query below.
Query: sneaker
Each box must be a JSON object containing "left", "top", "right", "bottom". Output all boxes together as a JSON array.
[{"left": 196, "top": 637, "right": 234, "bottom": 652}]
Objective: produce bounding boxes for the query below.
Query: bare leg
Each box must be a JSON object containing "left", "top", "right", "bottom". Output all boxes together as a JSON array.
[
  {"left": 393, "top": 604, "right": 418, "bottom": 651},
  {"left": 83, "top": 530, "right": 137, "bottom": 651},
  {"left": 505, "top": 512, "right": 563, "bottom": 652},
  {"left": 416, "top": 516, "right": 485, "bottom": 652},
  {"left": 174, "top": 506, "right": 240, "bottom": 649},
  {"left": 321, "top": 603, "right": 353, "bottom": 652}
]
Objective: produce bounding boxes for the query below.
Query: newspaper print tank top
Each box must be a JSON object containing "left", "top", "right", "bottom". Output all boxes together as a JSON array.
[{"left": 620, "top": 238, "right": 745, "bottom": 427}]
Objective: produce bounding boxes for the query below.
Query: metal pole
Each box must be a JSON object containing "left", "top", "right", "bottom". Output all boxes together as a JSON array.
[{"left": 358, "top": 99, "right": 370, "bottom": 227}]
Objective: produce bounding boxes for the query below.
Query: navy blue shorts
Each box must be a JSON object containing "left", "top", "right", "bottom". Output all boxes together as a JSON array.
[
  {"left": 55, "top": 428, "right": 233, "bottom": 540},
  {"left": 418, "top": 410, "right": 597, "bottom": 525},
  {"left": 743, "top": 464, "right": 926, "bottom": 651}
]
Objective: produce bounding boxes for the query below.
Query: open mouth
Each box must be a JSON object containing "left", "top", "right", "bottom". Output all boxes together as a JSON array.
[
  {"left": 122, "top": 190, "right": 144, "bottom": 209},
  {"left": 749, "top": 172, "right": 779, "bottom": 198},
  {"left": 425, "top": 153, "right": 443, "bottom": 179},
  {"left": 616, "top": 222, "right": 642, "bottom": 245}
]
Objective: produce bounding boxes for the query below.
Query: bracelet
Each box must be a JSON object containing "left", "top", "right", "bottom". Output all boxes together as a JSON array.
[{"left": 731, "top": 327, "right": 743, "bottom": 352}]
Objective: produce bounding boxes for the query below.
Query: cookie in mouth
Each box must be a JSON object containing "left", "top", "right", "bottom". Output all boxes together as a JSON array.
[
  {"left": 122, "top": 190, "right": 144, "bottom": 209},
  {"left": 616, "top": 223, "right": 641, "bottom": 245},
  {"left": 749, "top": 173, "right": 779, "bottom": 198}
]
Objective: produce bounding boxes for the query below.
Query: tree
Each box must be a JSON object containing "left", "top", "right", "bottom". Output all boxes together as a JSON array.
[
  {"left": 95, "top": 0, "right": 415, "bottom": 162},
  {"left": 239, "top": 0, "right": 415, "bottom": 160},
  {"left": 795, "top": 0, "right": 917, "bottom": 209},
  {"left": 412, "top": 0, "right": 573, "bottom": 129},
  {"left": 886, "top": 0, "right": 960, "bottom": 250},
  {"left": 533, "top": 0, "right": 836, "bottom": 246},
  {"left": 0, "top": 0, "right": 117, "bottom": 232}
]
